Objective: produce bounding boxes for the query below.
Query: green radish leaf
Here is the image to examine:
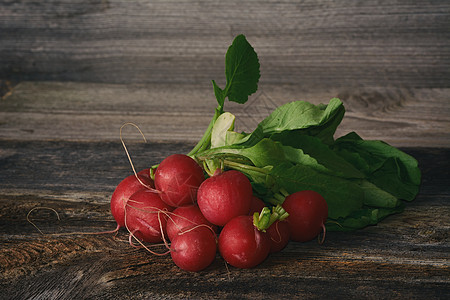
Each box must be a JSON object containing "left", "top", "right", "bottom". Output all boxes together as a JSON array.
[
  {"left": 359, "top": 180, "right": 401, "bottom": 208},
  {"left": 238, "top": 98, "right": 345, "bottom": 147},
  {"left": 334, "top": 132, "right": 421, "bottom": 201},
  {"left": 191, "top": 34, "right": 259, "bottom": 156},
  {"left": 231, "top": 138, "right": 286, "bottom": 167},
  {"left": 262, "top": 98, "right": 345, "bottom": 145},
  {"left": 218, "top": 133, "right": 364, "bottom": 179},
  {"left": 199, "top": 138, "right": 286, "bottom": 168},
  {"left": 225, "top": 130, "right": 246, "bottom": 145},
  {"left": 281, "top": 135, "right": 365, "bottom": 179},
  {"left": 326, "top": 204, "right": 405, "bottom": 231},
  {"left": 224, "top": 34, "right": 260, "bottom": 104},
  {"left": 261, "top": 98, "right": 344, "bottom": 139}
]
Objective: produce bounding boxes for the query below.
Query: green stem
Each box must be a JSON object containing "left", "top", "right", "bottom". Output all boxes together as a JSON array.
[
  {"left": 253, "top": 207, "right": 271, "bottom": 232},
  {"left": 279, "top": 188, "right": 290, "bottom": 197},
  {"left": 273, "top": 193, "right": 286, "bottom": 203},
  {"left": 202, "top": 158, "right": 223, "bottom": 177},
  {"left": 188, "top": 107, "right": 222, "bottom": 156},
  {"left": 222, "top": 159, "right": 270, "bottom": 175},
  {"left": 267, "top": 188, "right": 291, "bottom": 206},
  {"left": 149, "top": 165, "right": 158, "bottom": 181},
  {"left": 271, "top": 205, "right": 289, "bottom": 223},
  {"left": 253, "top": 205, "right": 289, "bottom": 232}
]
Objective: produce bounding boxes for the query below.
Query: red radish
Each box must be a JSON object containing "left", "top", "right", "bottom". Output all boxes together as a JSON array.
[
  {"left": 137, "top": 168, "right": 151, "bottom": 177},
  {"left": 218, "top": 215, "right": 271, "bottom": 269},
  {"left": 154, "top": 154, "right": 205, "bottom": 207},
  {"left": 125, "top": 189, "right": 173, "bottom": 243},
  {"left": 282, "top": 190, "right": 328, "bottom": 243},
  {"left": 266, "top": 220, "right": 290, "bottom": 253},
  {"left": 197, "top": 170, "right": 252, "bottom": 226},
  {"left": 248, "top": 196, "right": 266, "bottom": 215},
  {"left": 110, "top": 169, "right": 153, "bottom": 228},
  {"left": 166, "top": 204, "right": 217, "bottom": 241},
  {"left": 170, "top": 226, "right": 217, "bottom": 272}
]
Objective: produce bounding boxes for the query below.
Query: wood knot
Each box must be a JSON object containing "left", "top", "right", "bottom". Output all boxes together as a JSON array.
[{"left": 336, "top": 88, "right": 413, "bottom": 116}]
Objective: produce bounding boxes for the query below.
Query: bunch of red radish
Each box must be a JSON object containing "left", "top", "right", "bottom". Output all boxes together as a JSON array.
[{"left": 110, "top": 154, "right": 328, "bottom": 272}]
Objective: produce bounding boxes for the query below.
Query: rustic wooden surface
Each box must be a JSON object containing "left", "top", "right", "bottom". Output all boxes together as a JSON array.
[
  {"left": 1, "top": 0, "right": 449, "bottom": 87},
  {"left": 1, "top": 0, "right": 450, "bottom": 299},
  {"left": 1, "top": 81, "right": 449, "bottom": 147}
]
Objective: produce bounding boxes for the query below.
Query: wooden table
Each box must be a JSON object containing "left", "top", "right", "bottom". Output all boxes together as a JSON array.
[{"left": 1, "top": 1, "right": 449, "bottom": 299}]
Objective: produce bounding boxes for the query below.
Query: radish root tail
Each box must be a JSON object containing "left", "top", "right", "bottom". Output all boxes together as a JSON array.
[
  {"left": 119, "top": 122, "right": 157, "bottom": 192},
  {"left": 27, "top": 206, "right": 61, "bottom": 235},
  {"left": 27, "top": 206, "right": 121, "bottom": 236},
  {"left": 124, "top": 204, "right": 171, "bottom": 256},
  {"left": 318, "top": 223, "right": 326, "bottom": 245}
]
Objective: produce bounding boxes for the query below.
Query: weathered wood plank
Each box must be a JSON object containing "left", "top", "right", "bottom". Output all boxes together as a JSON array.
[
  {"left": 1, "top": 82, "right": 449, "bottom": 147},
  {"left": 1, "top": 1, "right": 449, "bottom": 87}
]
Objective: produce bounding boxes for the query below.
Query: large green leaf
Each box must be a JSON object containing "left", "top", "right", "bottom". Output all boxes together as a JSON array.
[
  {"left": 358, "top": 180, "right": 402, "bottom": 208},
  {"left": 238, "top": 98, "right": 345, "bottom": 147},
  {"left": 224, "top": 34, "right": 260, "bottom": 104},
  {"left": 334, "top": 132, "right": 421, "bottom": 201},
  {"left": 200, "top": 138, "right": 286, "bottom": 168},
  {"left": 326, "top": 204, "right": 405, "bottom": 231},
  {"left": 281, "top": 135, "right": 365, "bottom": 179}
]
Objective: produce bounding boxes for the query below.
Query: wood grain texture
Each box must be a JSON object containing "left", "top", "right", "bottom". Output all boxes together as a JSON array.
[
  {"left": 0, "top": 145, "right": 448, "bottom": 299},
  {"left": 1, "top": 81, "right": 449, "bottom": 147},
  {"left": 1, "top": 1, "right": 449, "bottom": 298},
  {"left": 1, "top": 0, "right": 449, "bottom": 87}
]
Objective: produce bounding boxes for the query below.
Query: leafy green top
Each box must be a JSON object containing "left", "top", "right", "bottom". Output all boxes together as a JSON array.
[
  {"left": 188, "top": 34, "right": 421, "bottom": 231},
  {"left": 189, "top": 34, "right": 260, "bottom": 155},
  {"left": 213, "top": 34, "right": 260, "bottom": 110}
]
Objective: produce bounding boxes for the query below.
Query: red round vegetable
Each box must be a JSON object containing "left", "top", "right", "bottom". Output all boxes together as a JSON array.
[
  {"left": 125, "top": 189, "right": 173, "bottom": 243},
  {"left": 197, "top": 170, "right": 252, "bottom": 226},
  {"left": 266, "top": 220, "right": 291, "bottom": 253},
  {"left": 166, "top": 204, "right": 217, "bottom": 241},
  {"left": 248, "top": 196, "right": 266, "bottom": 215},
  {"left": 170, "top": 226, "right": 217, "bottom": 272},
  {"left": 282, "top": 190, "right": 328, "bottom": 242},
  {"left": 218, "top": 215, "right": 271, "bottom": 269},
  {"left": 154, "top": 154, "right": 205, "bottom": 207},
  {"left": 110, "top": 169, "right": 153, "bottom": 228}
]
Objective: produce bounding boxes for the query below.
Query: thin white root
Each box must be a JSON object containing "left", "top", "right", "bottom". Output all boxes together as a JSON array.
[
  {"left": 127, "top": 230, "right": 171, "bottom": 256},
  {"left": 124, "top": 203, "right": 171, "bottom": 256},
  {"left": 177, "top": 224, "right": 217, "bottom": 238},
  {"left": 318, "top": 223, "right": 326, "bottom": 245},
  {"left": 119, "top": 122, "right": 155, "bottom": 190},
  {"left": 27, "top": 207, "right": 121, "bottom": 237},
  {"left": 128, "top": 230, "right": 143, "bottom": 248},
  {"left": 27, "top": 207, "right": 60, "bottom": 235}
]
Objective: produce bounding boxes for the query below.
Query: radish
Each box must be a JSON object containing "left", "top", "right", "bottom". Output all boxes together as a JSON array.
[
  {"left": 170, "top": 226, "right": 217, "bottom": 272},
  {"left": 282, "top": 190, "right": 328, "bottom": 243},
  {"left": 248, "top": 196, "right": 266, "bottom": 215},
  {"left": 166, "top": 204, "right": 217, "bottom": 241},
  {"left": 154, "top": 154, "right": 205, "bottom": 207},
  {"left": 197, "top": 170, "right": 252, "bottom": 226},
  {"left": 110, "top": 169, "right": 153, "bottom": 229},
  {"left": 218, "top": 215, "right": 271, "bottom": 269},
  {"left": 125, "top": 189, "right": 173, "bottom": 243},
  {"left": 252, "top": 204, "right": 290, "bottom": 253},
  {"left": 266, "top": 220, "right": 290, "bottom": 253}
]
